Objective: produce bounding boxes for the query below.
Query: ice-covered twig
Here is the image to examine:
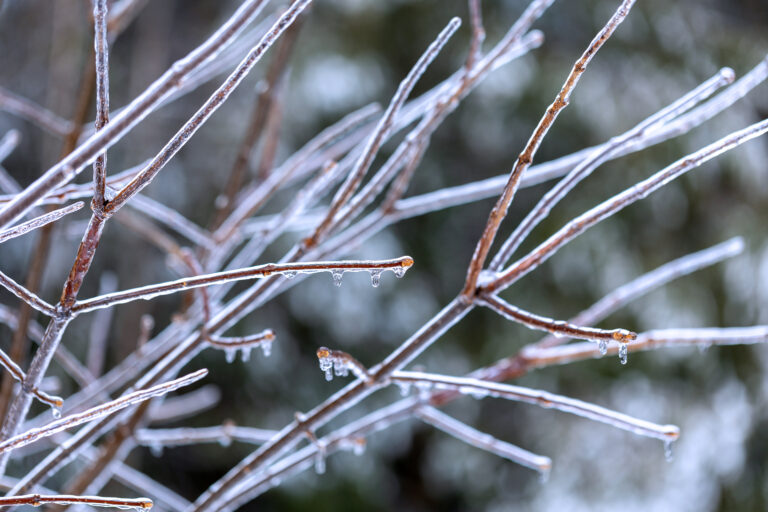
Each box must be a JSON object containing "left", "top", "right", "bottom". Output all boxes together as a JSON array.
[
  {"left": 0, "top": 348, "right": 62, "bottom": 410},
  {"left": 207, "top": 329, "right": 275, "bottom": 362},
  {"left": 478, "top": 294, "right": 636, "bottom": 345},
  {"left": 308, "top": 17, "right": 461, "bottom": 245},
  {"left": 316, "top": 347, "right": 372, "bottom": 383},
  {"left": 136, "top": 423, "right": 277, "bottom": 448},
  {"left": 462, "top": 0, "right": 636, "bottom": 296},
  {"left": 0, "top": 270, "right": 57, "bottom": 317},
  {"left": 0, "top": 494, "right": 152, "bottom": 509},
  {"left": 0, "top": 87, "right": 74, "bottom": 138},
  {"left": 72, "top": 256, "right": 413, "bottom": 314},
  {"left": 391, "top": 371, "right": 679, "bottom": 442},
  {"left": 417, "top": 405, "right": 551, "bottom": 475},
  {"left": 486, "top": 117, "right": 768, "bottom": 294},
  {"left": 91, "top": 0, "right": 110, "bottom": 211},
  {"left": 532, "top": 237, "right": 745, "bottom": 350},
  {"left": 522, "top": 326, "right": 768, "bottom": 367},
  {"left": 0, "top": 369, "right": 207, "bottom": 455},
  {"left": 0, "top": 202, "right": 84, "bottom": 244},
  {"left": 488, "top": 67, "right": 735, "bottom": 270}
]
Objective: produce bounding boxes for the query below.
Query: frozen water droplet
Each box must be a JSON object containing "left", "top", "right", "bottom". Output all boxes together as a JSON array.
[
  {"left": 598, "top": 339, "right": 607, "bottom": 356},
  {"left": 353, "top": 439, "right": 366, "bottom": 456},
  {"left": 314, "top": 454, "right": 326, "bottom": 474},
  {"left": 51, "top": 406, "right": 62, "bottom": 419},
  {"left": 318, "top": 353, "right": 333, "bottom": 381},
  {"left": 698, "top": 343, "right": 710, "bottom": 354},
  {"left": 332, "top": 270, "right": 343, "bottom": 287},
  {"left": 150, "top": 443, "right": 163, "bottom": 457},
  {"left": 393, "top": 266, "right": 406, "bottom": 278},
  {"left": 370, "top": 269, "right": 382, "bottom": 288},
  {"left": 240, "top": 347, "right": 252, "bottom": 363},
  {"left": 261, "top": 339, "right": 273, "bottom": 358},
  {"left": 283, "top": 270, "right": 297, "bottom": 279},
  {"left": 397, "top": 381, "right": 412, "bottom": 396},
  {"left": 218, "top": 436, "right": 232, "bottom": 448},
  {"left": 538, "top": 466, "right": 551, "bottom": 484},
  {"left": 225, "top": 348, "right": 236, "bottom": 364},
  {"left": 618, "top": 343, "right": 628, "bottom": 365},
  {"left": 664, "top": 440, "right": 674, "bottom": 462}
]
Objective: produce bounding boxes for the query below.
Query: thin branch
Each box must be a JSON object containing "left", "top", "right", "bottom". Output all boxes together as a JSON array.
[
  {"left": 0, "top": 87, "right": 74, "bottom": 137},
  {"left": 91, "top": 0, "right": 110, "bottom": 211},
  {"left": 207, "top": 329, "right": 275, "bottom": 362},
  {"left": 522, "top": 326, "right": 768, "bottom": 368},
  {"left": 465, "top": 0, "right": 485, "bottom": 70},
  {"left": 0, "top": 369, "right": 207, "bottom": 455},
  {"left": 72, "top": 256, "right": 413, "bottom": 314},
  {"left": 135, "top": 423, "right": 277, "bottom": 448},
  {"left": 417, "top": 405, "right": 551, "bottom": 475},
  {"left": 488, "top": 67, "right": 735, "bottom": 270},
  {"left": 391, "top": 371, "right": 679, "bottom": 442},
  {"left": 532, "top": 237, "right": 745, "bottom": 350},
  {"left": 478, "top": 294, "right": 636, "bottom": 345},
  {"left": 486, "top": 116, "right": 768, "bottom": 294},
  {"left": 0, "top": 271, "right": 57, "bottom": 317},
  {"left": 0, "top": 494, "right": 152, "bottom": 509},
  {"left": 306, "top": 17, "right": 461, "bottom": 246},
  {"left": 0, "top": 348, "right": 62, "bottom": 410},
  {"left": 461, "top": 0, "right": 636, "bottom": 297},
  {"left": 0, "top": 130, "right": 20, "bottom": 164},
  {"left": 0, "top": 202, "right": 83, "bottom": 244}
]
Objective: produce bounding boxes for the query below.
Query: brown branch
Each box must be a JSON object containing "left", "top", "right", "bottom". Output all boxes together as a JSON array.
[{"left": 461, "top": 0, "right": 636, "bottom": 297}]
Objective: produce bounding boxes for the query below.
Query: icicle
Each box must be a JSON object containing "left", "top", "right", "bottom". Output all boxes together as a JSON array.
[
  {"left": 598, "top": 339, "right": 608, "bottom": 356},
  {"left": 331, "top": 270, "right": 343, "bottom": 287},
  {"left": 51, "top": 406, "right": 62, "bottom": 419},
  {"left": 282, "top": 270, "right": 297, "bottom": 279},
  {"left": 697, "top": 343, "right": 710, "bottom": 354},
  {"left": 538, "top": 465, "right": 551, "bottom": 484},
  {"left": 240, "top": 347, "right": 252, "bottom": 363},
  {"left": 314, "top": 442, "right": 327, "bottom": 474},
  {"left": 353, "top": 438, "right": 366, "bottom": 456},
  {"left": 392, "top": 266, "right": 406, "bottom": 278},
  {"left": 396, "top": 381, "right": 412, "bottom": 396},
  {"left": 225, "top": 348, "right": 236, "bottom": 364},
  {"left": 369, "top": 269, "right": 382, "bottom": 288},
  {"left": 664, "top": 440, "right": 674, "bottom": 462},
  {"left": 218, "top": 436, "right": 232, "bottom": 448},
  {"left": 317, "top": 347, "right": 333, "bottom": 381},
  {"left": 618, "top": 343, "right": 628, "bottom": 365},
  {"left": 149, "top": 443, "right": 163, "bottom": 457},
  {"left": 261, "top": 339, "right": 273, "bottom": 358}
]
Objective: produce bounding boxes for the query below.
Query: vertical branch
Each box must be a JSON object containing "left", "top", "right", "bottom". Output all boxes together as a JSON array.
[
  {"left": 461, "top": 0, "right": 636, "bottom": 297},
  {"left": 91, "top": 0, "right": 110, "bottom": 212}
]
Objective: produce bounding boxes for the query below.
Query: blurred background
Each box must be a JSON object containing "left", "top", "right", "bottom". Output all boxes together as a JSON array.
[{"left": 1, "top": 0, "right": 768, "bottom": 510}]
